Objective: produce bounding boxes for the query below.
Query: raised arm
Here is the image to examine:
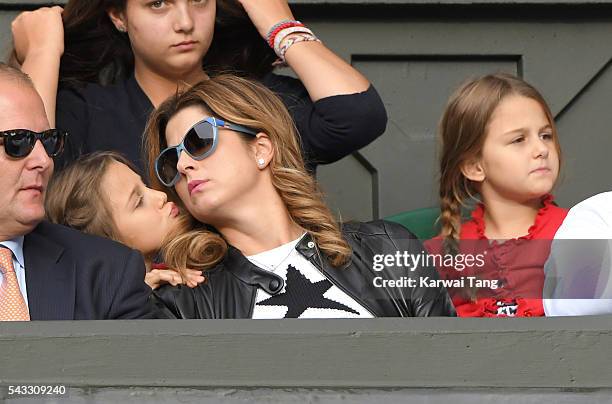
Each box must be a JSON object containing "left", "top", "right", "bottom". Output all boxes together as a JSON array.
[
  {"left": 11, "top": 6, "right": 64, "bottom": 126},
  {"left": 237, "top": 0, "right": 369, "bottom": 102}
]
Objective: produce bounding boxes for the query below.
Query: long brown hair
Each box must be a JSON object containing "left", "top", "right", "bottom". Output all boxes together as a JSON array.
[
  {"left": 204, "top": 0, "right": 277, "bottom": 78},
  {"left": 45, "top": 151, "right": 226, "bottom": 270},
  {"left": 438, "top": 73, "right": 562, "bottom": 254},
  {"left": 8, "top": 0, "right": 275, "bottom": 86},
  {"left": 144, "top": 74, "right": 351, "bottom": 267}
]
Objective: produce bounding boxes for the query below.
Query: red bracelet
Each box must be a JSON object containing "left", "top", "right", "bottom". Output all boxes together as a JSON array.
[{"left": 268, "top": 21, "right": 304, "bottom": 48}]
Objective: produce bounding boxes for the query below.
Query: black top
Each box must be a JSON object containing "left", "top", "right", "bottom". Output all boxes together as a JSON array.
[{"left": 55, "top": 73, "right": 387, "bottom": 175}]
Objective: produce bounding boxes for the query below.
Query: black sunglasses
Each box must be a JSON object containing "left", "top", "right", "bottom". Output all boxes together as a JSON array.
[{"left": 0, "top": 129, "right": 67, "bottom": 159}]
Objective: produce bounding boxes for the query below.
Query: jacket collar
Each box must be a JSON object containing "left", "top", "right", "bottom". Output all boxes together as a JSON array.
[
  {"left": 296, "top": 233, "right": 351, "bottom": 271},
  {"left": 295, "top": 233, "right": 317, "bottom": 259},
  {"left": 221, "top": 233, "right": 346, "bottom": 295},
  {"left": 222, "top": 245, "right": 284, "bottom": 295},
  {"left": 23, "top": 223, "right": 75, "bottom": 320}
]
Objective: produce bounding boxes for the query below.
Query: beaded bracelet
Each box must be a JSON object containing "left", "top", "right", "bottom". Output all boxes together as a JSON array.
[
  {"left": 266, "top": 19, "right": 298, "bottom": 43},
  {"left": 279, "top": 33, "right": 321, "bottom": 62},
  {"left": 273, "top": 26, "right": 315, "bottom": 56},
  {"left": 266, "top": 20, "right": 303, "bottom": 48}
]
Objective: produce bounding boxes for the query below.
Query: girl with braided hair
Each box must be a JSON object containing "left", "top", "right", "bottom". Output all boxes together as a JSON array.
[{"left": 425, "top": 73, "right": 567, "bottom": 317}]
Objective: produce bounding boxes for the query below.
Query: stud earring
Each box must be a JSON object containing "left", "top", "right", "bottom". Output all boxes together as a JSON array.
[
  {"left": 117, "top": 26, "right": 126, "bottom": 33},
  {"left": 257, "top": 158, "right": 265, "bottom": 166}
]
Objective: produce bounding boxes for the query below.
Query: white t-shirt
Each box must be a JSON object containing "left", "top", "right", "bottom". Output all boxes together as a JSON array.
[
  {"left": 246, "top": 234, "right": 374, "bottom": 319},
  {"left": 543, "top": 192, "right": 612, "bottom": 316}
]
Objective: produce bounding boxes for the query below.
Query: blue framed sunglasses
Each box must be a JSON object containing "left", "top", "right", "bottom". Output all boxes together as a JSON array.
[{"left": 155, "top": 117, "right": 257, "bottom": 187}]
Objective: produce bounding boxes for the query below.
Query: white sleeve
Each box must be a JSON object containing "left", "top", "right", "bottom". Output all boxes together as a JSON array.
[
  {"left": 543, "top": 192, "right": 612, "bottom": 316},
  {"left": 544, "top": 298, "right": 612, "bottom": 316}
]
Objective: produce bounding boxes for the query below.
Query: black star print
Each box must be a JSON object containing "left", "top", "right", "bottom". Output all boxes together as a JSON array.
[{"left": 258, "top": 265, "right": 360, "bottom": 318}]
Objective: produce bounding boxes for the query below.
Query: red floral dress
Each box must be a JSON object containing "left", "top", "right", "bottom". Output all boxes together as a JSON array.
[{"left": 425, "top": 195, "right": 568, "bottom": 317}]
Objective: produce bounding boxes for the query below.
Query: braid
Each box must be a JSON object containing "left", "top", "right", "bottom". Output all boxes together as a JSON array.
[
  {"left": 440, "top": 188, "right": 481, "bottom": 301},
  {"left": 439, "top": 194, "right": 462, "bottom": 256}
]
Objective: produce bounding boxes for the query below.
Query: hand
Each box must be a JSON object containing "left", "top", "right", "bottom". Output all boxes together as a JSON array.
[
  {"left": 182, "top": 268, "right": 207, "bottom": 288},
  {"left": 236, "top": 0, "right": 296, "bottom": 39},
  {"left": 145, "top": 267, "right": 206, "bottom": 290},
  {"left": 11, "top": 6, "right": 64, "bottom": 64}
]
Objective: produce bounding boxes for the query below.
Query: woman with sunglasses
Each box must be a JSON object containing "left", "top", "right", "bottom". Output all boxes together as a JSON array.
[
  {"left": 10, "top": 0, "right": 386, "bottom": 175},
  {"left": 144, "top": 74, "right": 455, "bottom": 319},
  {"left": 45, "top": 151, "right": 218, "bottom": 290}
]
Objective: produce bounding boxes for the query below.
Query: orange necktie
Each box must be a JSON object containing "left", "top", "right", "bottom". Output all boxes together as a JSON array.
[{"left": 0, "top": 247, "right": 30, "bottom": 321}]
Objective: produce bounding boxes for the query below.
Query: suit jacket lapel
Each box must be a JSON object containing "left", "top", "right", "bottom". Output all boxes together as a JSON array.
[{"left": 23, "top": 226, "right": 75, "bottom": 320}]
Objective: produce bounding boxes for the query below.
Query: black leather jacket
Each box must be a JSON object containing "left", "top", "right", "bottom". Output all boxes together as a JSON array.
[{"left": 152, "top": 220, "right": 456, "bottom": 318}]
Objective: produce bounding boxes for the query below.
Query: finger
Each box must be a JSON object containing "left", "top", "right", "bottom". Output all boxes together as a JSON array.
[
  {"left": 149, "top": 269, "right": 184, "bottom": 286},
  {"left": 187, "top": 279, "right": 202, "bottom": 288},
  {"left": 187, "top": 277, "right": 206, "bottom": 288},
  {"left": 158, "top": 271, "right": 184, "bottom": 286},
  {"left": 144, "top": 272, "right": 162, "bottom": 289},
  {"left": 185, "top": 276, "right": 204, "bottom": 284},
  {"left": 184, "top": 272, "right": 205, "bottom": 282},
  {"left": 183, "top": 269, "right": 203, "bottom": 279}
]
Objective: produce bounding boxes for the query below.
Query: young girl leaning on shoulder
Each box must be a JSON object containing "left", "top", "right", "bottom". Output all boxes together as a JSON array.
[{"left": 425, "top": 73, "right": 568, "bottom": 318}]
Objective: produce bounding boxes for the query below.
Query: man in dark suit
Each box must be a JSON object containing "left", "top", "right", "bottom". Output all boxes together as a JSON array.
[{"left": 0, "top": 63, "right": 157, "bottom": 320}]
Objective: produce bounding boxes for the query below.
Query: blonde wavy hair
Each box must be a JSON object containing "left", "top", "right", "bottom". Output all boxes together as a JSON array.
[
  {"left": 144, "top": 74, "right": 351, "bottom": 267},
  {"left": 45, "top": 151, "right": 226, "bottom": 271},
  {"left": 438, "top": 73, "right": 562, "bottom": 255}
]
